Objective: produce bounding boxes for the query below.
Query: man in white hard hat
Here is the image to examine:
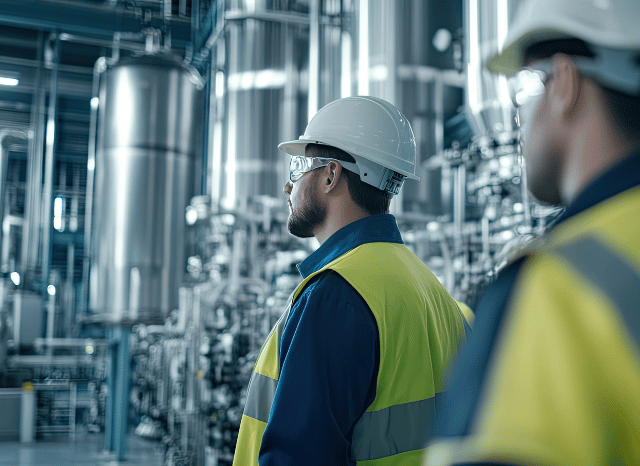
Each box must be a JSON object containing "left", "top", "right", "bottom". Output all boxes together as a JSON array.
[
  {"left": 424, "top": 0, "right": 640, "bottom": 465},
  {"left": 232, "top": 96, "right": 469, "bottom": 466}
]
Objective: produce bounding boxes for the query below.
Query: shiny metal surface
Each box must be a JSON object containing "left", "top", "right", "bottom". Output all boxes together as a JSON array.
[
  {"left": 215, "top": 0, "right": 309, "bottom": 209},
  {"left": 464, "top": 0, "right": 522, "bottom": 138},
  {"left": 90, "top": 53, "right": 204, "bottom": 324}
]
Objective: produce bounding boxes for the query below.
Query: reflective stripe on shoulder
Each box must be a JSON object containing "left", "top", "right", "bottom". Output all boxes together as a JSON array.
[
  {"left": 243, "top": 372, "right": 278, "bottom": 423},
  {"left": 350, "top": 395, "right": 439, "bottom": 461},
  {"left": 553, "top": 236, "right": 640, "bottom": 351},
  {"left": 276, "top": 300, "right": 293, "bottom": 364}
]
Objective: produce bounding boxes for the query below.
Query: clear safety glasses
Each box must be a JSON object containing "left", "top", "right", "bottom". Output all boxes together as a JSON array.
[
  {"left": 508, "top": 61, "right": 552, "bottom": 137},
  {"left": 289, "top": 155, "right": 359, "bottom": 182}
]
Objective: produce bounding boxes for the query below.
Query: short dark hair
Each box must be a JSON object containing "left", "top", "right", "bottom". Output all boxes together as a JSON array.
[
  {"left": 524, "top": 39, "right": 640, "bottom": 143},
  {"left": 306, "top": 143, "right": 392, "bottom": 215}
]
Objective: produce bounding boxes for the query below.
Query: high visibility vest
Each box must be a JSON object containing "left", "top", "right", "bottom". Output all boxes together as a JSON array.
[
  {"left": 424, "top": 185, "right": 640, "bottom": 466},
  {"left": 233, "top": 242, "right": 466, "bottom": 465}
]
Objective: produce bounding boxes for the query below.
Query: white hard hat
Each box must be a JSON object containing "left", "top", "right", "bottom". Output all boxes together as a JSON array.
[
  {"left": 278, "top": 96, "right": 419, "bottom": 195},
  {"left": 487, "top": 0, "right": 640, "bottom": 92}
]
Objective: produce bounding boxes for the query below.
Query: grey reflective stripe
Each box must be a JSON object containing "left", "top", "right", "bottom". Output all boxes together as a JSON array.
[
  {"left": 276, "top": 293, "right": 294, "bottom": 364},
  {"left": 243, "top": 291, "right": 296, "bottom": 424},
  {"left": 350, "top": 396, "right": 436, "bottom": 461},
  {"left": 553, "top": 236, "right": 640, "bottom": 351},
  {"left": 243, "top": 371, "right": 278, "bottom": 423}
]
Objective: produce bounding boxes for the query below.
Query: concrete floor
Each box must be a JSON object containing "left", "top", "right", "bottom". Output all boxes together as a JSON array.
[{"left": 0, "top": 432, "right": 164, "bottom": 466}]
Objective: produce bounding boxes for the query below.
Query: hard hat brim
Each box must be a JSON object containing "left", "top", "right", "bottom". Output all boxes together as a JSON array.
[{"left": 278, "top": 139, "right": 313, "bottom": 157}]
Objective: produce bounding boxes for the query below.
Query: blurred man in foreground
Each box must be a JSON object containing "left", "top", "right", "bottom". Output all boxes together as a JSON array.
[{"left": 425, "top": 0, "right": 640, "bottom": 464}]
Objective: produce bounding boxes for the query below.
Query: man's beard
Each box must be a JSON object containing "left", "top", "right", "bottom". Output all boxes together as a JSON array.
[{"left": 288, "top": 182, "right": 326, "bottom": 238}]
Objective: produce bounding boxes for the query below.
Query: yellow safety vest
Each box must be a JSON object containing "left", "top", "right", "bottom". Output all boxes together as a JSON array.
[
  {"left": 233, "top": 242, "right": 467, "bottom": 465},
  {"left": 425, "top": 185, "right": 640, "bottom": 466}
]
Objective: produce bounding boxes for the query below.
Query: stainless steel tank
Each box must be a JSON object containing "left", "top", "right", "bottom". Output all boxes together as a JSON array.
[
  {"left": 214, "top": 0, "right": 310, "bottom": 209},
  {"left": 90, "top": 53, "right": 204, "bottom": 324}
]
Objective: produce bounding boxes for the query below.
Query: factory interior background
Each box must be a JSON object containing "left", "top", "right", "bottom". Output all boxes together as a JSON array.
[{"left": 0, "top": 0, "right": 564, "bottom": 464}]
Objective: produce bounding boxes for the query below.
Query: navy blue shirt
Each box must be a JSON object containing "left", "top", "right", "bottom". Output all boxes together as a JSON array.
[{"left": 259, "top": 214, "right": 404, "bottom": 466}]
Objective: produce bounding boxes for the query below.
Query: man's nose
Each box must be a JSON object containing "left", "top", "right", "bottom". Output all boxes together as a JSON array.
[{"left": 283, "top": 180, "right": 293, "bottom": 195}]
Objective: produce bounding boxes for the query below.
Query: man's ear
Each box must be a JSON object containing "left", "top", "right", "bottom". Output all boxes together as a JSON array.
[
  {"left": 323, "top": 162, "right": 342, "bottom": 193},
  {"left": 550, "top": 54, "right": 582, "bottom": 119}
]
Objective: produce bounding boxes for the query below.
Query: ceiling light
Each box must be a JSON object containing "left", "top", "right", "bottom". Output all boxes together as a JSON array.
[{"left": 0, "top": 77, "right": 19, "bottom": 86}]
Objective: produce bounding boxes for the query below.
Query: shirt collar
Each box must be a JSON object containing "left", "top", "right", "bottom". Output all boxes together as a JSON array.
[
  {"left": 554, "top": 149, "right": 640, "bottom": 226},
  {"left": 297, "top": 214, "right": 404, "bottom": 278}
]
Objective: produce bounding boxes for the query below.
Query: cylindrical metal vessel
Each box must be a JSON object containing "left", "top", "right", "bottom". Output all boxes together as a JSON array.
[
  {"left": 215, "top": 0, "right": 309, "bottom": 209},
  {"left": 90, "top": 53, "right": 204, "bottom": 324}
]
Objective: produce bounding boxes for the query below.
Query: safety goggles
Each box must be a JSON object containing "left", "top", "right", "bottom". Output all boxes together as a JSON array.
[
  {"left": 508, "top": 61, "right": 552, "bottom": 110},
  {"left": 289, "top": 155, "right": 359, "bottom": 182},
  {"left": 508, "top": 61, "right": 553, "bottom": 141}
]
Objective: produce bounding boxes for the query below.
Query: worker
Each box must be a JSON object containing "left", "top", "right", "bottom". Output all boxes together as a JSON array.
[
  {"left": 233, "top": 96, "right": 469, "bottom": 466},
  {"left": 424, "top": 0, "right": 640, "bottom": 464}
]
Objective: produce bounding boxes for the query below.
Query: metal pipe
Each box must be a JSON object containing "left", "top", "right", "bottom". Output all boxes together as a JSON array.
[
  {"left": 453, "top": 164, "right": 466, "bottom": 252},
  {"left": 41, "top": 34, "right": 60, "bottom": 291},
  {"left": 308, "top": 0, "right": 320, "bottom": 119},
  {"left": 65, "top": 243, "right": 75, "bottom": 335},
  {"left": 21, "top": 31, "right": 46, "bottom": 286},
  {"left": 0, "top": 131, "right": 28, "bottom": 270},
  {"left": 224, "top": 9, "right": 309, "bottom": 25},
  {"left": 434, "top": 75, "right": 445, "bottom": 157},
  {"left": 357, "top": 0, "right": 369, "bottom": 95},
  {"left": 46, "top": 290, "right": 56, "bottom": 341},
  {"left": 57, "top": 32, "right": 145, "bottom": 53},
  {"left": 81, "top": 56, "right": 106, "bottom": 318}
]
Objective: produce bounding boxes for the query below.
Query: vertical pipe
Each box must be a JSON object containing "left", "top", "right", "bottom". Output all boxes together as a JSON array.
[
  {"left": 20, "top": 386, "right": 35, "bottom": 443},
  {"left": 453, "top": 164, "right": 466, "bottom": 253},
  {"left": 69, "top": 382, "right": 76, "bottom": 441},
  {"left": 46, "top": 288, "right": 55, "bottom": 340},
  {"left": 191, "top": 0, "right": 200, "bottom": 50},
  {"left": 283, "top": 26, "right": 296, "bottom": 141},
  {"left": 357, "top": 0, "right": 369, "bottom": 96},
  {"left": 113, "top": 328, "right": 131, "bottom": 461},
  {"left": 42, "top": 34, "right": 60, "bottom": 292},
  {"left": 104, "top": 332, "right": 116, "bottom": 452},
  {"left": 199, "top": 59, "right": 211, "bottom": 196},
  {"left": 81, "top": 57, "right": 106, "bottom": 317},
  {"left": 308, "top": 0, "right": 320, "bottom": 120},
  {"left": 22, "top": 31, "right": 45, "bottom": 285},
  {"left": 481, "top": 216, "right": 490, "bottom": 263},
  {"left": 383, "top": 1, "right": 397, "bottom": 104},
  {"left": 70, "top": 148, "right": 80, "bottom": 232},
  {"left": 0, "top": 139, "right": 9, "bottom": 263},
  {"left": 65, "top": 243, "right": 74, "bottom": 336},
  {"left": 434, "top": 76, "right": 445, "bottom": 157},
  {"left": 0, "top": 132, "right": 27, "bottom": 269}
]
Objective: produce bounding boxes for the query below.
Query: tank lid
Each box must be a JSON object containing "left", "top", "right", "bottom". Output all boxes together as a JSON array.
[{"left": 115, "top": 52, "right": 204, "bottom": 89}]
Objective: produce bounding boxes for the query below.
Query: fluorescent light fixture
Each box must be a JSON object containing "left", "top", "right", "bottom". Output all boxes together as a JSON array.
[{"left": 0, "top": 77, "right": 18, "bottom": 86}]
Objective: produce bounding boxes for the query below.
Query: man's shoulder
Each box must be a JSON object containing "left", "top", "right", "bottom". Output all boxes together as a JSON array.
[{"left": 298, "top": 270, "right": 370, "bottom": 306}]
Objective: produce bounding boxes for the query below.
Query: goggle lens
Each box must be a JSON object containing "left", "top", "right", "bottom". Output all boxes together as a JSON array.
[
  {"left": 289, "top": 156, "right": 314, "bottom": 181},
  {"left": 508, "top": 68, "right": 547, "bottom": 108}
]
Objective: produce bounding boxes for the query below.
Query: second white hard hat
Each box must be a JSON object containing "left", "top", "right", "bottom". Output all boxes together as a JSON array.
[
  {"left": 487, "top": 0, "right": 640, "bottom": 77},
  {"left": 278, "top": 96, "right": 419, "bottom": 195}
]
